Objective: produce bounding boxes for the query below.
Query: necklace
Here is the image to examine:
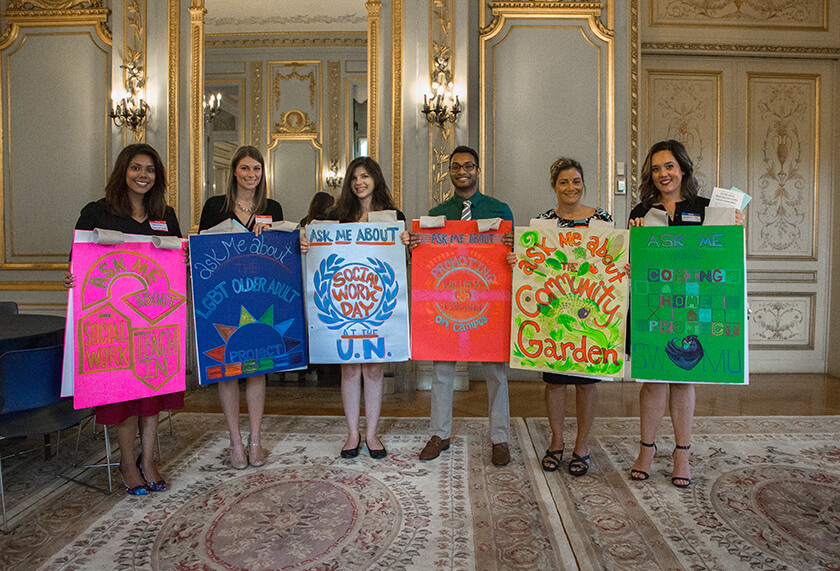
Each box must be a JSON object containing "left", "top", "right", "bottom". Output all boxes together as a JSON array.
[{"left": 236, "top": 201, "right": 254, "bottom": 213}]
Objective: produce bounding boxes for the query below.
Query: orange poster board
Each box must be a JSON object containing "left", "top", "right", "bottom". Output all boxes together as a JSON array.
[{"left": 410, "top": 220, "right": 512, "bottom": 362}]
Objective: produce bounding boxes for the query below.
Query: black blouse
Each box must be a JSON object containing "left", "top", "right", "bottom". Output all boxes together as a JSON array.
[
  {"left": 198, "top": 195, "right": 284, "bottom": 232},
  {"left": 75, "top": 199, "right": 182, "bottom": 237},
  {"left": 628, "top": 195, "right": 710, "bottom": 227}
]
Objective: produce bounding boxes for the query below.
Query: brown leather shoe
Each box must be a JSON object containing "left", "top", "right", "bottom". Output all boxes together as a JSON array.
[
  {"left": 419, "top": 436, "right": 450, "bottom": 461},
  {"left": 492, "top": 442, "right": 511, "bottom": 466}
]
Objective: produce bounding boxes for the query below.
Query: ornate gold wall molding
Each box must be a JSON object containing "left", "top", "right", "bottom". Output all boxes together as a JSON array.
[
  {"left": 167, "top": 0, "right": 179, "bottom": 213},
  {"left": 122, "top": 0, "right": 146, "bottom": 144},
  {"left": 366, "top": 0, "right": 380, "bottom": 162},
  {"left": 649, "top": 0, "right": 827, "bottom": 31},
  {"left": 327, "top": 60, "right": 340, "bottom": 167},
  {"left": 483, "top": 2, "right": 612, "bottom": 36},
  {"left": 642, "top": 42, "right": 840, "bottom": 56},
  {"left": 206, "top": 33, "right": 366, "bottom": 49},
  {"left": 630, "top": 0, "right": 639, "bottom": 204},
  {"left": 0, "top": 2, "right": 111, "bottom": 47},
  {"left": 188, "top": 0, "right": 205, "bottom": 232},
  {"left": 428, "top": 0, "right": 455, "bottom": 207},
  {"left": 391, "top": 0, "right": 402, "bottom": 208},
  {"left": 249, "top": 61, "right": 262, "bottom": 148}
]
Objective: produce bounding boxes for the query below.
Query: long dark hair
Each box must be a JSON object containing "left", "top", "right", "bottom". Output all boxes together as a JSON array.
[
  {"left": 224, "top": 145, "right": 268, "bottom": 215},
  {"left": 303, "top": 192, "right": 335, "bottom": 225},
  {"left": 104, "top": 144, "right": 167, "bottom": 220},
  {"left": 639, "top": 139, "right": 699, "bottom": 207},
  {"left": 330, "top": 156, "right": 395, "bottom": 223}
]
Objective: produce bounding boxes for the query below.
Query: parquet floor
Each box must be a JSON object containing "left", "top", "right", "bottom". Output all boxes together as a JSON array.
[{"left": 183, "top": 372, "right": 840, "bottom": 418}]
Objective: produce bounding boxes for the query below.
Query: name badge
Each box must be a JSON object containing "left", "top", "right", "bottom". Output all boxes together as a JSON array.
[
  {"left": 149, "top": 220, "right": 168, "bottom": 232},
  {"left": 682, "top": 213, "right": 701, "bottom": 223},
  {"left": 255, "top": 215, "right": 272, "bottom": 225}
]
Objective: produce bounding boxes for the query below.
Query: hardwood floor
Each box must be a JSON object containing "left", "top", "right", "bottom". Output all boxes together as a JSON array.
[{"left": 183, "top": 373, "right": 840, "bottom": 418}]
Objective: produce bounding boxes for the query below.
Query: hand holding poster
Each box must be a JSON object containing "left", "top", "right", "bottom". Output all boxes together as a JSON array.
[
  {"left": 410, "top": 220, "right": 512, "bottom": 362},
  {"left": 65, "top": 230, "right": 187, "bottom": 408},
  {"left": 630, "top": 225, "right": 748, "bottom": 384},
  {"left": 189, "top": 230, "right": 307, "bottom": 385},
  {"left": 510, "top": 226, "right": 629, "bottom": 377},
  {"left": 305, "top": 222, "right": 410, "bottom": 364}
]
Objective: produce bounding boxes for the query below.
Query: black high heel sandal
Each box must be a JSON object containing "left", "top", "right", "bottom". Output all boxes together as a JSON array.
[
  {"left": 541, "top": 448, "right": 564, "bottom": 472},
  {"left": 671, "top": 444, "right": 691, "bottom": 488},
  {"left": 630, "top": 441, "right": 657, "bottom": 481}
]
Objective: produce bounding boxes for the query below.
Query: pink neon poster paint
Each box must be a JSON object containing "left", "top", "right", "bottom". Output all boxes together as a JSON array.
[{"left": 69, "top": 231, "right": 187, "bottom": 408}]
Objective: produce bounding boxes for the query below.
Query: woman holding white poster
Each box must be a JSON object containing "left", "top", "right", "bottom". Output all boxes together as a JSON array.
[
  {"left": 65, "top": 143, "right": 184, "bottom": 495},
  {"left": 327, "top": 157, "right": 405, "bottom": 460},
  {"left": 515, "top": 157, "right": 613, "bottom": 476},
  {"left": 628, "top": 139, "right": 744, "bottom": 488},
  {"left": 198, "top": 146, "right": 284, "bottom": 470}
]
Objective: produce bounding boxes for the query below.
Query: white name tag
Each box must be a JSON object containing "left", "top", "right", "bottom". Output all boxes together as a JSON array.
[
  {"left": 149, "top": 220, "right": 168, "bottom": 232},
  {"left": 255, "top": 215, "right": 272, "bottom": 225},
  {"left": 682, "top": 213, "right": 701, "bottom": 223}
]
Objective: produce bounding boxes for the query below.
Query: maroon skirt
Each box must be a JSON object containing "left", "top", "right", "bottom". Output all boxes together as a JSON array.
[{"left": 95, "top": 392, "right": 184, "bottom": 425}]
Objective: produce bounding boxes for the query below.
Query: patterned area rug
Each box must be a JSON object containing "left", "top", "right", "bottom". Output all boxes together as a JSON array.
[
  {"left": 31, "top": 415, "right": 574, "bottom": 570},
  {"left": 526, "top": 415, "right": 840, "bottom": 571}
]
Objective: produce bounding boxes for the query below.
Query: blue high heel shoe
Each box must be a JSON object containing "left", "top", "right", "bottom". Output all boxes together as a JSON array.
[
  {"left": 136, "top": 455, "right": 167, "bottom": 492},
  {"left": 119, "top": 467, "right": 149, "bottom": 496}
]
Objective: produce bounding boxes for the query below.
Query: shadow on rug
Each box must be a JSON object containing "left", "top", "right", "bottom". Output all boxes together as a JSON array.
[
  {"left": 525, "top": 415, "right": 840, "bottom": 571},
  {"left": 10, "top": 414, "right": 575, "bottom": 570}
]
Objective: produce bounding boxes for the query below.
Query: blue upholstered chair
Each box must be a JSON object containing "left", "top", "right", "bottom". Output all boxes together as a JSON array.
[{"left": 0, "top": 344, "right": 94, "bottom": 532}]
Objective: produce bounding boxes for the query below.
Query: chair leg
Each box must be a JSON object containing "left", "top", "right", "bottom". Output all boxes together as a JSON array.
[
  {"left": 1, "top": 454, "right": 6, "bottom": 534},
  {"left": 103, "top": 425, "right": 112, "bottom": 493}
]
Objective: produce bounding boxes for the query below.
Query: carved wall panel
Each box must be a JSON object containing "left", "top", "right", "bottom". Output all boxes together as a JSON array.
[
  {"left": 650, "top": 0, "right": 828, "bottom": 30},
  {"left": 748, "top": 294, "right": 814, "bottom": 349},
  {"left": 268, "top": 61, "right": 321, "bottom": 139},
  {"left": 747, "top": 74, "right": 817, "bottom": 259},
  {"left": 646, "top": 70, "right": 720, "bottom": 193}
]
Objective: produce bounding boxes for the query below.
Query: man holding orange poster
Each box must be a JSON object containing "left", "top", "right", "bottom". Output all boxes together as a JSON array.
[{"left": 404, "top": 146, "right": 514, "bottom": 466}]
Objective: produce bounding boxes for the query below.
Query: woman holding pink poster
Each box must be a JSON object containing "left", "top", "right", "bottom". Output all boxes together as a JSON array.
[
  {"left": 65, "top": 144, "right": 184, "bottom": 495},
  {"left": 326, "top": 157, "right": 405, "bottom": 460},
  {"left": 198, "top": 146, "right": 284, "bottom": 470}
]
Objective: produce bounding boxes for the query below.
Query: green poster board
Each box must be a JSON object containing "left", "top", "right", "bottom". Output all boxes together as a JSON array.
[
  {"left": 630, "top": 225, "right": 748, "bottom": 384},
  {"left": 510, "top": 226, "right": 629, "bottom": 378}
]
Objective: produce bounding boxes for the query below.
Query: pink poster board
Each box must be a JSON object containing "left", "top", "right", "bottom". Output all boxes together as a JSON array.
[{"left": 66, "top": 230, "right": 187, "bottom": 408}]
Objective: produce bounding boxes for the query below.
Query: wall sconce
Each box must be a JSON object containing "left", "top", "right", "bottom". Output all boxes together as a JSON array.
[
  {"left": 109, "top": 63, "right": 149, "bottom": 131},
  {"left": 325, "top": 160, "right": 343, "bottom": 190},
  {"left": 421, "top": 56, "right": 461, "bottom": 127},
  {"left": 204, "top": 92, "right": 222, "bottom": 123}
]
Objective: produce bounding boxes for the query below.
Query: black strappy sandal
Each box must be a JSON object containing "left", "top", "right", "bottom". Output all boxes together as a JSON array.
[
  {"left": 569, "top": 452, "right": 590, "bottom": 476},
  {"left": 671, "top": 444, "right": 691, "bottom": 488},
  {"left": 541, "top": 448, "right": 564, "bottom": 472},
  {"left": 630, "top": 440, "right": 657, "bottom": 481}
]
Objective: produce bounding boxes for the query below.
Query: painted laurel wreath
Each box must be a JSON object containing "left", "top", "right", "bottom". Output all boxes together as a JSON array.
[{"left": 313, "top": 253, "right": 399, "bottom": 330}]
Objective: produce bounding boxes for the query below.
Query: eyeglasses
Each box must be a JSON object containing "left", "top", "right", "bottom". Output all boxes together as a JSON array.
[{"left": 449, "top": 162, "right": 477, "bottom": 173}]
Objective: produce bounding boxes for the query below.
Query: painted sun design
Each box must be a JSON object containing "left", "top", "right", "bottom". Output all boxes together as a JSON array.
[{"left": 204, "top": 306, "right": 300, "bottom": 365}]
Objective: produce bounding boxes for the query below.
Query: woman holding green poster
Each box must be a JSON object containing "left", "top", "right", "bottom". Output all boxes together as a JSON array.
[
  {"left": 520, "top": 157, "right": 613, "bottom": 476},
  {"left": 628, "top": 140, "right": 744, "bottom": 488}
]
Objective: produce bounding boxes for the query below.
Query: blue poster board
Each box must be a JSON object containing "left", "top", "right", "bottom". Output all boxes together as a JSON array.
[
  {"left": 189, "top": 230, "right": 307, "bottom": 384},
  {"left": 305, "top": 222, "right": 410, "bottom": 364}
]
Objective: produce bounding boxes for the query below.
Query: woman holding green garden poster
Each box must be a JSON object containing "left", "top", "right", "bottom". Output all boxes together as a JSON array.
[
  {"left": 527, "top": 157, "right": 613, "bottom": 476},
  {"left": 628, "top": 140, "right": 744, "bottom": 488}
]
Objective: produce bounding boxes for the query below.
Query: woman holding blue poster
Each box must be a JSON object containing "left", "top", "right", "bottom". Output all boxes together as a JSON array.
[
  {"left": 628, "top": 140, "right": 744, "bottom": 488},
  {"left": 198, "top": 146, "right": 284, "bottom": 470},
  {"left": 328, "top": 157, "right": 405, "bottom": 460},
  {"left": 65, "top": 143, "right": 184, "bottom": 495}
]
